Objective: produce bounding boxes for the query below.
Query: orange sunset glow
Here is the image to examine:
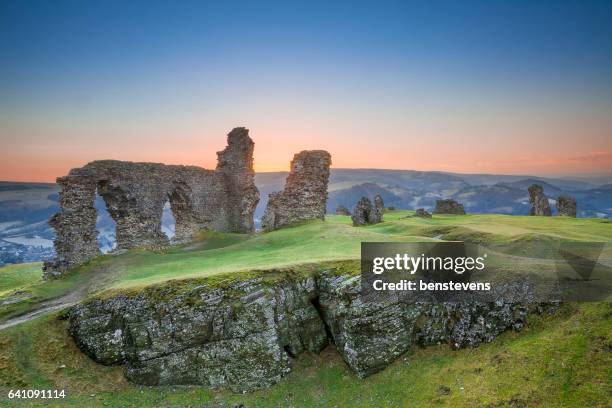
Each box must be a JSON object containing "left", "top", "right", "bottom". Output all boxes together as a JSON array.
[{"left": 1, "top": 1, "right": 611, "bottom": 182}]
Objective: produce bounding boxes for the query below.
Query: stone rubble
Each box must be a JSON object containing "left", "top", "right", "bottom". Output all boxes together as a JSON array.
[{"left": 415, "top": 208, "right": 432, "bottom": 218}]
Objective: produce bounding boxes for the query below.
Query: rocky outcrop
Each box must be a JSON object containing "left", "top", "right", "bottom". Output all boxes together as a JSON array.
[
  {"left": 315, "top": 274, "right": 536, "bottom": 378},
  {"left": 335, "top": 205, "right": 351, "bottom": 216},
  {"left": 415, "top": 208, "right": 432, "bottom": 218},
  {"left": 68, "top": 273, "right": 327, "bottom": 392},
  {"left": 261, "top": 151, "right": 332, "bottom": 231},
  {"left": 67, "top": 267, "right": 551, "bottom": 391},
  {"left": 556, "top": 196, "right": 576, "bottom": 217},
  {"left": 433, "top": 199, "right": 465, "bottom": 215},
  {"left": 528, "top": 184, "right": 551, "bottom": 216},
  {"left": 351, "top": 195, "right": 384, "bottom": 226},
  {"left": 44, "top": 128, "right": 259, "bottom": 279}
]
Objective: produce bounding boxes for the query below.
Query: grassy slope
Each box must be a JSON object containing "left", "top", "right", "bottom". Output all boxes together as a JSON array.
[
  {"left": 0, "top": 264, "right": 41, "bottom": 296},
  {"left": 25, "top": 213, "right": 612, "bottom": 287},
  {"left": 0, "top": 302, "right": 609, "bottom": 408},
  {"left": 0, "top": 211, "right": 612, "bottom": 321},
  {"left": 0, "top": 212, "right": 611, "bottom": 407},
  {"left": 1, "top": 211, "right": 611, "bottom": 320},
  {"left": 101, "top": 213, "right": 612, "bottom": 289}
]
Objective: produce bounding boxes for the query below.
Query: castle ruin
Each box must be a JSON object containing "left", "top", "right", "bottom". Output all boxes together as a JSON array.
[
  {"left": 43, "top": 127, "right": 259, "bottom": 279},
  {"left": 351, "top": 194, "right": 384, "bottom": 226},
  {"left": 261, "top": 150, "right": 332, "bottom": 231}
]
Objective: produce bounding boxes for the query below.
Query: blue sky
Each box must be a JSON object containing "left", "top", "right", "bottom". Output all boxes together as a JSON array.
[{"left": 1, "top": 0, "right": 611, "bottom": 180}]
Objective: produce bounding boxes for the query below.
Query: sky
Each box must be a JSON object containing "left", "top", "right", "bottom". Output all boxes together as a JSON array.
[{"left": 1, "top": 0, "right": 611, "bottom": 182}]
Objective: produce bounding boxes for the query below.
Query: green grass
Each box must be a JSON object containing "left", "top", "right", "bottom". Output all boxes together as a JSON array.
[
  {"left": 60, "top": 213, "right": 612, "bottom": 289},
  {"left": 0, "top": 263, "right": 42, "bottom": 297},
  {"left": 0, "top": 212, "right": 611, "bottom": 407},
  {"left": 1, "top": 211, "right": 611, "bottom": 320},
  {"left": 0, "top": 301, "right": 609, "bottom": 407},
  {"left": 0, "top": 256, "right": 115, "bottom": 321}
]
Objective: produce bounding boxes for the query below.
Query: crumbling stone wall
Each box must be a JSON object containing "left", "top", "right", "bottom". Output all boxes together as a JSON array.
[
  {"left": 261, "top": 150, "right": 331, "bottom": 231},
  {"left": 433, "top": 199, "right": 466, "bottom": 215},
  {"left": 351, "top": 195, "right": 384, "bottom": 226},
  {"left": 43, "top": 128, "right": 259, "bottom": 279},
  {"left": 556, "top": 195, "right": 577, "bottom": 217},
  {"left": 528, "top": 184, "right": 551, "bottom": 216}
]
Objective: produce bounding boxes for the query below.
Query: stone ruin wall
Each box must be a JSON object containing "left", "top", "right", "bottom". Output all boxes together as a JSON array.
[
  {"left": 261, "top": 150, "right": 332, "bottom": 231},
  {"left": 351, "top": 194, "right": 384, "bottom": 226},
  {"left": 528, "top": 184, "right": 552, "bottom": 216},
  {"left": 43, "top": 127, "right": 259, "bottom": 279},
  {"left": 556, "top": 195, "right": 577, "bottom": 217}
]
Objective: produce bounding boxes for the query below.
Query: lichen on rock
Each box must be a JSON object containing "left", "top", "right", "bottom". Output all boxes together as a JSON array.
[{"left": 67, "top": 267, "right": 553, "bottom": 391}]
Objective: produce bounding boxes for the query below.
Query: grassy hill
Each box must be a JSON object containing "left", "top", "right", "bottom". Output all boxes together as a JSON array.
[
  {"left": 1, "top": 211, "right": 611, "bottom": 320},
  {"left": 0, "top": 297, "right": 609, "bottom": 407},
  {"left": 0, "top": 211, "right": 610, "bottom": 407}
]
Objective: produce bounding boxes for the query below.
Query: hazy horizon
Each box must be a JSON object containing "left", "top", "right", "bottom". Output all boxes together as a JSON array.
[
  {"left": 2, "top": 1, "right": 611, "bottom": 182},
  {"left": 2, "top": 166, "right": 611, "bottom": 185}
]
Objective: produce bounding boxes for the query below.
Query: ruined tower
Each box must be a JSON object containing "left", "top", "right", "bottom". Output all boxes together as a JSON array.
[{"left": 261, "top": 150, "right": 332, "bottom": 231}]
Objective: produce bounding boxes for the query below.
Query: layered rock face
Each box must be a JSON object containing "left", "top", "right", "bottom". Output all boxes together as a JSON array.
[
  {"left": 433, "top": 199, "right": 466, "bottom": 215},
  {"left": 67, "top": 269, "right": 549, "bottom": 391},
  {"left": 351, "top": 195, "right": 384, "bottom": 226},
  {"left": 261, "top": 151, "right": 332, "bottom": 231},
  {"left": 335, "top": 205, "right": 351, "bottom": 216},
  {"left": 44, "top": 128, "right": 259, "bottom": 279},
  {"left": 528, "top": 184, "right": 551, "bottom": 216},
  {"left": 68, "top": 275, "right": 327, "bottom": 392},
  {"left": 556, "top": 196, "right": 577, "bottom": 217},
  {"left": 415, "top": 208, "right": 432, "bottom": 218}
]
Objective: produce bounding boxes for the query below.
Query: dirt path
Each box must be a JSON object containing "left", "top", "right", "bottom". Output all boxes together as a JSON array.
[
  {"left": 0, "top": 256, "right": 126, "bottom": 331},
  {"left": 0, "top": 293, "right": 79, "bottom": 330}
]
